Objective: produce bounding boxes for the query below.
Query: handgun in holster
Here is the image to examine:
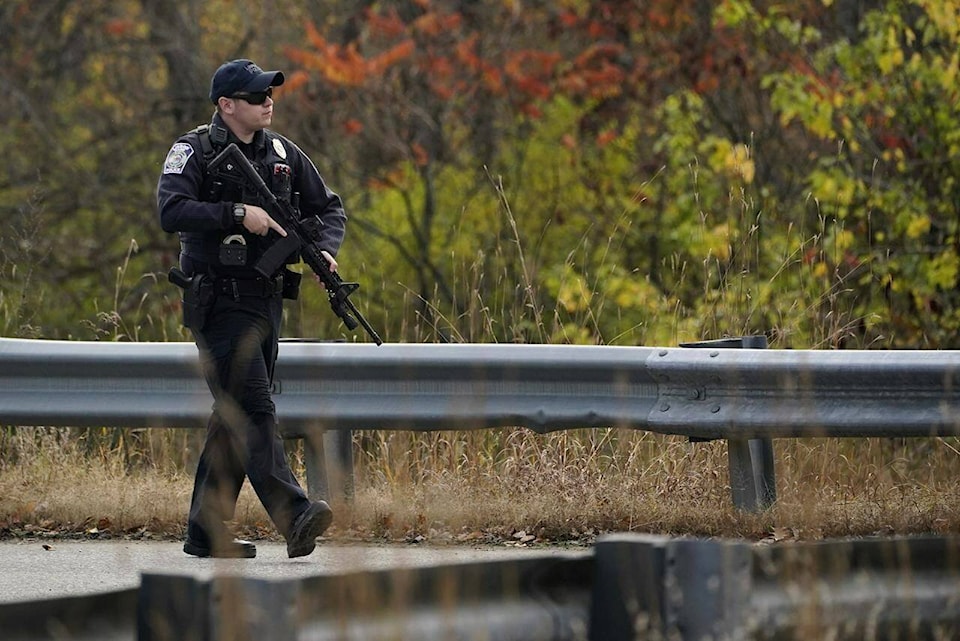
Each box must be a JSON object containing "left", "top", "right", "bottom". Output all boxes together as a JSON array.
[{"left": 168, "top": 267, "right": 215, "bottom": 332}]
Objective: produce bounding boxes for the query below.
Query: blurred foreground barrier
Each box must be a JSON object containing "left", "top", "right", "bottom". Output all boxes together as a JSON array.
[
  {"left": 137, "top": 553, "right": 593, "bottom": 641},
  {"left": 592, "top": 534, "right": 960, "bottom": 640},
  {"left": 2, "top": 337, "right": 960, "bottom": 510},
  {"left": 6, "top": 535, "right": 959, "bottom": 640}
]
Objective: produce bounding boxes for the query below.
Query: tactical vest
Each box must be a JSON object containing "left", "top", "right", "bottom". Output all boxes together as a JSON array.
[{"left": 179, "top": 124, "right": 295, "bottom": 275}]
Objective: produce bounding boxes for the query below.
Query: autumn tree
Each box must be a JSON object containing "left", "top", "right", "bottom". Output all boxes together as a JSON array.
[
  {"left": 2, "top": 0, "right": 957, "bottom": 351},
  {"left": 0, "top": 1, "right": 319, "bottom": 339},
  {"left": 758, "top": 0, "right": 960, "bottom": 347},
  {"left": 280, "top": 0, "right": 784, "bottom": 343}
]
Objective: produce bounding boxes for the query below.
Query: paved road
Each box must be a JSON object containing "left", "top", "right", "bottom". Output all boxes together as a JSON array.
[{"left": 0, "top": 540, "right": 584, "bottom": 603}]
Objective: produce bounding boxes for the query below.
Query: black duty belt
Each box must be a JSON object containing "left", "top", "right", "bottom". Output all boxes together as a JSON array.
[{"left": 214, "top": 274, "right": 284, "bottom": 299}]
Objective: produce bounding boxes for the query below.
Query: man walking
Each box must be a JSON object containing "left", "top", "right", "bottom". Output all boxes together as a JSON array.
[{"left": 157, "top": 59, "right": 346, "bottom": 558}]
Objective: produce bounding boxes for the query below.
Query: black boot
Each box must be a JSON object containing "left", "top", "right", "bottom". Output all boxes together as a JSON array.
[
  {"left": 286, "top": 501, "right": 333, "bottom": 558},
  {"left": 184, "top": 538, "right": 256, "bottom": 559}
]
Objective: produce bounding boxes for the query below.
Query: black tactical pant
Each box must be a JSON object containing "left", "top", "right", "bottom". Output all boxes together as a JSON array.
[{"left": 186, "top": 289, "right": 310, "bottom": 547}]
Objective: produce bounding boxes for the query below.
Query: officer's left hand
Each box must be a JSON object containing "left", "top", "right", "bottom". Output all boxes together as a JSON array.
[{"left": 321, "top": 250, "right": 338, "bottom": 273}]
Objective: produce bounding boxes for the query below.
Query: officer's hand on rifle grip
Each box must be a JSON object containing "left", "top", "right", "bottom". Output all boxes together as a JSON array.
[{"left": 241, "top": 204, "right": 287, "bottom": 237}]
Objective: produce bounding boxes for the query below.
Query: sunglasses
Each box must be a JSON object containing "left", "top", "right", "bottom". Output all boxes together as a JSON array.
[{"left": 230, "top": 87, "right": 273, "bottom": 105}]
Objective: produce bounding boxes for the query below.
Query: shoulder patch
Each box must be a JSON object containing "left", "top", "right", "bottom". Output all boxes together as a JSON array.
[{"left": 163, "top": 142, "right": 195, "bottom": 175}]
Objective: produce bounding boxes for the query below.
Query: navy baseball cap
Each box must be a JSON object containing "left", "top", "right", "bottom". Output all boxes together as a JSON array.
[{"left": 210, "top": 59, "right": 285, "bottom": 104}]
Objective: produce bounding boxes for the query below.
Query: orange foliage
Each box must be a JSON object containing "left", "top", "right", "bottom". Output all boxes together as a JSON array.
[
  {"left": 364, "top": 7, "right": 406, "bottom": 38},
  {"left": 286, "top": 2, "right": 728, "bottom": 122},
  {"left": 429, "top": 79, "right": 457, "bottom": 100},
  {"left": 455, "top": 34, "right": 482, "bottom": 71},
  {"left": 413, "top": 11, "right": 462, "bottom": 37},
  {"left": 279, "top": 70, "right": 310, "bottom": 94},
  {"left": 368, "top": 40, "right": 416, "bottom": 75},
  {"left": 645, "top": 9, "right": 671, "bottom": 29},
  {"left": 453, "top": 35, "right": 503, "bottom": 94},
  {"left": 575, "top": 43, "right": 626, "bottom": 67},
  {"left": 587, "top": 21, "right": 607, "bottom": 38},
  {"left": 343, "top": 118, "right": 364, "bottom": 135},
  {"left": 558, "top": 43, "right": 627, "bottom": 99},
  {"left": 694, "top": 75, "right": 720, "bottom": 94},
  {"left": 425, "top": 54, "right": 456, "bottom": 79},
  {"left": 596, "top": 129, "right": 618, "bottom": 147},
  {"left": 514, "top": 76, "right": 552, "bottom": 100},
  {"left": 289, "top": 22, "right": 415, "bottom": 87},
  {"left": 411, "top": 143, "right": 429, "bottom": 166},
  {"left": 558, "top": 11, "right": 579, "bottom": 28},
  {"left": 482, "top": 67, "right": 504, "bottom": 93},
  {"left": 505, "top": 50, "right": 561, "bottom": 78},
  {"left": 104, "top": 18, "right": 135, "bottom": 36},
  {"left": 304, "top": 20, "right": 328, "bottom": 50},
  {"left": 520, "top": 103, "right": 543, "bottom": 118}
]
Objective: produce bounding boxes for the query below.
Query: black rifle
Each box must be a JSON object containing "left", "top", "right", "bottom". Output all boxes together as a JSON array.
[{"left": 208, "top": 142, "right": 383, "bottom": 345}]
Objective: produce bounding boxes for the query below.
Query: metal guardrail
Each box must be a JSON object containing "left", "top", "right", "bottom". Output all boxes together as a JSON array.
[
  {"left": 594, "top": 534, "right": 960, "bottom": 640},
  {"left": 138, "top": 552, "right": 594, "bottom": 641},
  {"left": 4, "top": 588, "right": 138, "bottom": 641},
  {"left": 2, "top": 337, "right": 960, "bottom": 510},
  {"left": 7, "top": 535, "right": 958, "bottom": 640}
]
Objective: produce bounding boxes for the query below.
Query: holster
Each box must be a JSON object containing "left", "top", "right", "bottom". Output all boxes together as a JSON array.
[
  {"left": 185, "top": 273, "right": 216, "bottom": 331},
  {"left": 169, "top": 268, "right": 215, "bottom": 332}
]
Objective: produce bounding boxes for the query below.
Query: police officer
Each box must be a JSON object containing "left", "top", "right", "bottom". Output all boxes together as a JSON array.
[{"left": 157, "top": 59, "right": 345, "bottom": 558}]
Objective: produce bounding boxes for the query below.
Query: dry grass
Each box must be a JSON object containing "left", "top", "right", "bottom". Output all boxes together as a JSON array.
[
  {"left": 2, "top": 426, "right": 959, "bottom": 544},
  {"left": 4, "top": 166, "right": 959, "bottom": 545}
]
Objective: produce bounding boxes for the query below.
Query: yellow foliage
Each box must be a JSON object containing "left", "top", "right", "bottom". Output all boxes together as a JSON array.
[
  {"left": 810, "top": 170, "right": 857, "bottom": 206},
  {"left": 551, "top": 323, "right": 595, "bottom": 345},
  {"left": 918, "top": 0, "right": 960, "bottom": 40},
  {"left": 706, "top": 138, "right": 755, "bottom": 184},
  {"left": 927, "top": 252, "right": 960, "bottom": 290},
  {"left": 832, "top": 229, "right": 853, "bottom": 252},
  {"left": 557, "top": 274, "right": 593, "bottom": 313},
  {"left": 724, "top": 143, "right": 755, "bottom": 183},
  {"left": 878, "top": 49, "right": 904, "bottom": 74},
  {"left": 905, "top": 215, "right": 931, "bottom": 239},
  {"left": 705, "top": 223, "right": 732, "bottom": 261}
]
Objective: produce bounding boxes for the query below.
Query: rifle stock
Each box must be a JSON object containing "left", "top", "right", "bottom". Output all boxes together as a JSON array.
[{"left": 208, "top": 143, "right": 383, "bottom": 345}]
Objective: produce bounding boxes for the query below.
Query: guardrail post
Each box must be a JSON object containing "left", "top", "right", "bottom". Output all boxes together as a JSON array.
[
  {"left": 279, "top": 339, "right": 355, "bottom": 504},
  {"left": 138, "top": 574, "right": 210, "bottom": 641},
  {"left": 665, "top": 538, "right": 752, "bottom": 639},
  {"left": 326, "top": 429, "right": 355, "bottom": 500},
  {"left": 590, "top": 534, "right": 668, "bottom": 639},
  {"left": 303, "top": 431, "right": 329, "bottom": 501},
  {"left": 681, "top": 336, "right": 777, "bottom": 511},
  {"left": 590, "top": 534, "right": 752, "bottom": 640},
  {"left": 139, "top": 574, "right": 298, "bottom": 641},
  {"left": 303, "top": 430, "right": 354, "bottom": 503}
]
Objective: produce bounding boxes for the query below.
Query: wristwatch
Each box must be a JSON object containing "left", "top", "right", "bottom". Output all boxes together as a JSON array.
[{"left": 232, "top": 203, "right": 246, "bottom": 226}]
